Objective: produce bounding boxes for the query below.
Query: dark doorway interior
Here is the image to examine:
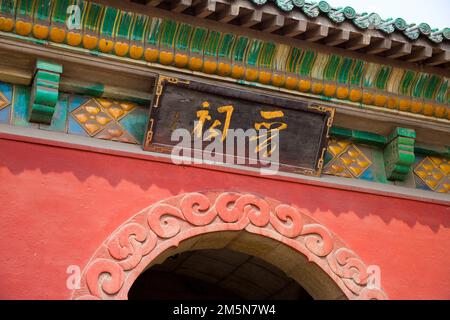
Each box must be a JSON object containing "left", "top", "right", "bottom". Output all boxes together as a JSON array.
[{"left": 128, "top": 248, "right": 313, "bottom": 300}]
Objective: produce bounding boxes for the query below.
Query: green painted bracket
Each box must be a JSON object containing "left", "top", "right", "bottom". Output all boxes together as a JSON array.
[
  {"left": 383, "top": 127, "right": 416, "bottom": 181},
  {"left": 415, "top": 143, "right": 450, "bottom": 159},
  {"left": 330, "top": 127, "right": 387, "bottom": 147},
  {"left": 28, "top": 59, "right": 63, "bottom": 124}
]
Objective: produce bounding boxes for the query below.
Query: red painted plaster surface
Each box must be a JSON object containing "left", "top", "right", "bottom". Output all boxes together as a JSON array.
[{"left": 0, "top": 138, "right": 449, "bottom": 299}]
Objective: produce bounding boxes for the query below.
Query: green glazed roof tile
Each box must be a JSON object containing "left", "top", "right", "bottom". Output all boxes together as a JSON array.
[{"left": 249, "top": 0, "right": 449, "bottom": 44}]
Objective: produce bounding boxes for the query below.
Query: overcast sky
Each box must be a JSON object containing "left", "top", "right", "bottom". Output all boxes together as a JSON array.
[{"left": 326, "top": 0, "right": 449, "bottom": 29}]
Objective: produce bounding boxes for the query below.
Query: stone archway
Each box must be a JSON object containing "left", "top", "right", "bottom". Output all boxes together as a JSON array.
[{"left": 71, "top": 191, "right": 388, "bottom": 300}]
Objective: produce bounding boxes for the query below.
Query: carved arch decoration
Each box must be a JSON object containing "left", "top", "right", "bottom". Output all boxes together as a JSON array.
[{"left": 71, "top": 191, "right": 388, "bottom": 300}]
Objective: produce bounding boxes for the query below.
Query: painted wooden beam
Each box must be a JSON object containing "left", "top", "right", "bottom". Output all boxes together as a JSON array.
[
  {"left": 303, "top": 25, "right": 329, "bottom": 42},
  {"left": 406, "top": 46, "right": 433, "bottom": 63},
  {"left": 239, "top": 9, "right": 263, "bottom": 28},
  {"left": 147, "top": 0, "right": 164, "bottom": 6},
  {"left": 415, "top": 142, "right": 450, "bottom": 158},
  {"left": 260, "top": 14, "right": 285, "bottom": 33},
  {"left": 59, "top": 78, "right": 152, "bottom": 105},
  {"left": 195, "top": 0, "right": 216, "bottom": 18},
  {"left": 129, "top": 0, "right": 152, "bottom": 4},
  {"left": 330, "top": 127, "right": 387, "bottom": 147},
  {"left": 324, "top": 30, "right": 350, "bottom": 46},
  {"left": 365, "top": 38, "right": 392, "bottom": 55},
  {"left": 346, "top": 34, "right": 371, "bottom": 50},
  {"left": 216, "top": 3, "right": 240, "bottom": 23},
  {"left": 0, "top": 66, "right": 32, "bottom": 86},
  {"left": 280, "top": 19, "right": 307, "bottom": 37},
  {"left": 170, "top": 0, "right": 192, "bottom": 13},
  {"left": 425, "top": 51, "right": 450, "bottom": 67},
  {"left": 384, "top": 43, "right": 412, "bottom": 59}
]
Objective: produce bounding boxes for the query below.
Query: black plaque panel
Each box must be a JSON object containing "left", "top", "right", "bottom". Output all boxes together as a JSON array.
[{"left": 144, "top": 75, "right": 334, "bottom": 176}]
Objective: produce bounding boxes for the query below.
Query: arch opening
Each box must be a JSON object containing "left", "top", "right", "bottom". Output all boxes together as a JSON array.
[
  {"left": 128, "top": 247, "right": 313, "bottom": 300},
  {"left": 128, "top": 231, "right": 343, "bottom": 300},
  {"left": 72, "top": 191, "right": 388, "bottom": 300}
]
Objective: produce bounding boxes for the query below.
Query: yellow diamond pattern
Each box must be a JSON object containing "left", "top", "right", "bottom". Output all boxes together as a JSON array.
[
  {"left": 71, "top": 98, "right": 139, "bottom": 144},
  {"left": 328, "top": 140, "right": 351, "bottom": 157},
  {"left": 414, "top": 157, "right": 450, "bottom": 193},
  {"left": 71, "top": 99, "right": 113, "bottom": 136},
  {"left": 323, "top": 156, "right": 353, "bottom": 178},
  {"left": 324, "top": 139, "right": 372, "bottom": 178},
  {"left": 0, "top": 91, "right": 10, "bottom": 110},
  {"left": 97, "top": 98, "right": 136, "bottom": 121}
]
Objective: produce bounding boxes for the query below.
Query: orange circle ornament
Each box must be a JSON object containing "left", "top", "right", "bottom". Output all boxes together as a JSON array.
[
  {"left": 217, "top": 62, "right": 231, "bottom": 76},
  {"left": 174, "top": 54, "right": 189, "bottom": 68},
  {"left": 67, "top": 32, "right": 82, "bottom": 46},
  {"left": 311, "top": 82, "right": 324, "bottom": 95},
  {"left": 323, "top": 84, "right": 337, "bottom": 97},
  {"left": 298, "top": 80, "right": 311, "bottom": 92},
  {"left": 0, "top": 17, "right": 14, "bottom": 32},
  {"left": 32, "top": 24, "right": 49, "bottom": 39},
  {"left": 373, "top": 95, "right": 388, "bottom": 107},
  {"left": 387, "top": 97, "right": 399, "bottom": 109},
  {"left": 231, "top": 65, "right": 245, "bottom": 79},
  {"left": 285, "top": 77, "right": 298, "bottom": 90},
  {"left": 49, "top": 27, "right": 66, "bottom": 43},
  {"left": 434, "top": 105, "right": 447, "bottom": 118},
  {"left": 410, "top": 101, "right": 423, "bottom": 113},
  {"left": 189, "top": 57, "right": 203, "bottom": 71},
  {"left": 271, "top": 74, "right": 285, "bottom": 87},
  {"left": 144, "top": 48, "right": 159, "bottom": 62},
  {"left": 159, "top": 51, "right": 174, "bottom": 65},
  {"left": 336, "top": 87, "right": 349, "bottom": 100},
  {"left": 82, "top": 35, "right": 98, "bottom": 50},
  {"left": 422, "top": 103, "right": 434, "bottom": 116},
  {"left": 98, "top": 39, "right": 114, "bottom": 53},
  {"left": 349, "top": 89, "right": 362, "bottom": 102},
  {"left": 15, "top": 20, "right": 32, "bottom": 36},
  {"left": 130, "top": 45, "right": 144, "bottom": 59},
  {"left": 398, "top": 99, "right": 411, "bottom": 111},
  {"left": 203, "top": 61, "right": 217, "bottom": 74},
  {"left": 114, "top": 42, "right": 129, "bottom": 57},
  {"left": 245, "top": 68, "right": 259, "bottom": 82},
  {"left": 362, "top": 92, "right": 374, "bottom": 105}
]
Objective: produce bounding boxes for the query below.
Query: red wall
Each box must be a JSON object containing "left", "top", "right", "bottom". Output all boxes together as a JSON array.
[{"left": 0, "top": 137, "right": 449, "bottom": 300}]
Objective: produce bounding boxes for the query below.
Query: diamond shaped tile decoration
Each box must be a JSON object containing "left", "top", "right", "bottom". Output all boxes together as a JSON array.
[
  {"left": 327, "top": 140, "right": 351, "bottom": 157},
  {"left": 429, "top": 157, "right": 450, "bottom": 176},
  {"left": 340, "top": 145, "right": 372, "bottom": 178},
  {"left": 323, "top": 157, "right": 353, "bottom": 178},
  {"left": 323, "top": 139, "right": 372, "bottom": 179},
  {"left": 414, "top": 157, "right": 449, "bottom": 193},
  {"left": 70, "top": 97, "right": 144, "bottom": 145},
  {"left": 97, "top": 98, "right": 136, "bottom": 121},
  {"left": 436, "top": 177, "right": 450, "bottom": 193},
  {"left": 71, "top": 99, "right": 113, "bottom": 136},
  {"left": 96, "top": 122, "right": 137, "bottom": 144},
  {"left": 0, "top": 91, "right": 10, "bottom": 110}
]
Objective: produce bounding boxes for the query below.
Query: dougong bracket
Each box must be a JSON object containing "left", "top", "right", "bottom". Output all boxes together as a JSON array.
[
  {"left": 384, "top": 127, "right": 416, "bottom": 181},
  {"left": 28, "top": 60, "right": 63, "bottom": 124}
]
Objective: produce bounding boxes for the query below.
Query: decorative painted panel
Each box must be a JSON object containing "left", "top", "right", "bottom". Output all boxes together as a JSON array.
[
  {"left": 144, "top": 75, "right": 334, "bottom": 176},
  {"left": 0, "top": 81, "right": 12, "bottom": 123},
  {"left": 0, "top": 80, "right": 149, "bottom": 145},
  {"left": 324, "top": 139, "right": 372, "bottom": 179},
  {"left": 323, "top": 138, "right": 391, "bottom": 184},
  {"left": 414, "top": 156, "right": 450, "bottom": 193},
  {"left": 70, "top": 98, "right": 141, "bottom": 143}
]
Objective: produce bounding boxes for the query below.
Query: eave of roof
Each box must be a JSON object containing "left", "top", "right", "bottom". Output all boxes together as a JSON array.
[{"left": 249, "top": 0, "right": 450, "bottom": 44}]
